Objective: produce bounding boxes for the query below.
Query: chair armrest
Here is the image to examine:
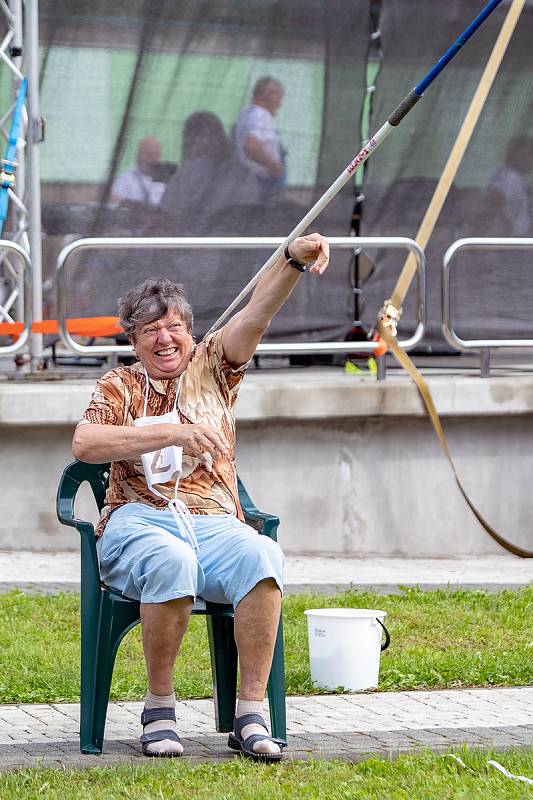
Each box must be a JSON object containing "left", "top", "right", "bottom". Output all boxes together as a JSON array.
[
  {"left": 237, "top": 476, "right": 280, "bottom": 541},
  {"left": 57, "top": 460, "right": 107, "bottom": 598},
  {"left": 57, "top": 466, "right": 87, "bottom": 529}
]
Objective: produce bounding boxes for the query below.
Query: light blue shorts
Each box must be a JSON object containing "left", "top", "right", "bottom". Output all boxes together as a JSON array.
[{"left": 96, "top": 503, "right": 284, "bottom": 608}]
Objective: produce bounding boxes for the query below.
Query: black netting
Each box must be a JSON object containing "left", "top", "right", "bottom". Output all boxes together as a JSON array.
[
  {"left": 360, "top": 0, "right": 533, "bottom": 350},
  {"left": 4, "top": 0, "right": 530, "bottom": 351},
  {"left": 36, "top": 0, "right": 370, "bottom": 342}
]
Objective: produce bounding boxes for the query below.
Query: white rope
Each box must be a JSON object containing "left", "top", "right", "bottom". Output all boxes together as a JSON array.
[
  {"left": 442, "top": 753, "right": 533, "bottom": 785},
  {"left": 488, "top": 760, "right": 533, "bottom": 785}
]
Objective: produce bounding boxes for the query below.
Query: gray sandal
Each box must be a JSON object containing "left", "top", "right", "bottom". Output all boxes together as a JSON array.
[
  {"left": 228, "top": 713, "right": 285, "bottom": 762},
  {"left": 140, "top": 706, "right": 182, "bottom": 757}
]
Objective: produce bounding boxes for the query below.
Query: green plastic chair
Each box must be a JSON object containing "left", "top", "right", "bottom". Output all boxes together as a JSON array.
[{"left": 56, "top": 460, "right": 286, "bottom": 755}]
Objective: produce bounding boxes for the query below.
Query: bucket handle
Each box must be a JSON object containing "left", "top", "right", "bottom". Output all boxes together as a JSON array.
[{"left": 376, "top": 617, "right": 391, "bottom": 651}]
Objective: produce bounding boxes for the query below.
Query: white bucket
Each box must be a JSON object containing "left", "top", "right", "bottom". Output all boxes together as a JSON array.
[{"left": 304, "top": 608, "right": 390, "bottom": 691}]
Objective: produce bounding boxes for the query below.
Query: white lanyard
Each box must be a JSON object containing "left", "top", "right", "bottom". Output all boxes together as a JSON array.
[{"left": 133, "top": 369, "right": 199, "bottom": 552}]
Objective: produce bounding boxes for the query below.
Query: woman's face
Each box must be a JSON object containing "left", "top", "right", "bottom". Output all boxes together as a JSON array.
[{"left": 132, "top": 310, "right": 194, "bottom": 380}]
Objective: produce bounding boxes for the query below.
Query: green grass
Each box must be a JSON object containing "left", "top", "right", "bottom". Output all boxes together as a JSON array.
[
  {"left": 1, "top": 750, "right": 532, "bottom": 799},
  {"left": 0, "top": 587, "right": 531, "bottom": 704}
]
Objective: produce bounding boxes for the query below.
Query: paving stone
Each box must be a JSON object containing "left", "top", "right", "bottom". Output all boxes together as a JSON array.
[{"left": 0, "top": 688, "right": 531, "bottom": 770}]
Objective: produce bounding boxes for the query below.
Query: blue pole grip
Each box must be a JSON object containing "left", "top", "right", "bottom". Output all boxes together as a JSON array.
[
  {"left": 0, "top": 191, "right": 8, "bottom": 236},
  {"left": 0, "top": 78, "right": 27, "bottom": 235},
  {"left": 414, "top": 0, "right": 504, "bottom": 96},
  {"left": 4, "top": 78, "right": 27, "bottom": 166}
]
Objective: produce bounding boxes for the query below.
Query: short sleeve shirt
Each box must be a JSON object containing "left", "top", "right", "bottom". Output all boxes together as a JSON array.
[
  {"left": 111, "top": 167, "right": 165, "bottom": 207},
  {"left": 80, "top": 331, "right": 247, "bottom": 537},
  {"left": 232, "top": 104, "right": 283, "bottom": 179}
]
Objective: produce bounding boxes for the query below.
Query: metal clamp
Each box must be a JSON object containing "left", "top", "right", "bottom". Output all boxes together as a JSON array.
[
  {"left": 0, "top": 166, "right": 16, "bottom": 189},
  {"left": 379, "top": 299, "right": 402, "bottom": 337}
]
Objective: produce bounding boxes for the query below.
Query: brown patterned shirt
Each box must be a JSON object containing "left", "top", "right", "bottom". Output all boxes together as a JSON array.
[{"left": 79, "top": 331, "right": 247, "bottom": 537}]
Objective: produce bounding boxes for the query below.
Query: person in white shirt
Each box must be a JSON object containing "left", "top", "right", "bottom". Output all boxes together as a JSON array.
[
  {"left": 232, "top": 77, "right": 286, "bottom": 200},
  {"left": 111, "top": 137, "right": 166, "bottom": 207}
]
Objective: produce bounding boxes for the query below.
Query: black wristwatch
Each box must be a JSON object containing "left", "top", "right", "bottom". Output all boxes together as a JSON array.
[{"left": 284, "top": 244, "right": 306, "bottom": 272}]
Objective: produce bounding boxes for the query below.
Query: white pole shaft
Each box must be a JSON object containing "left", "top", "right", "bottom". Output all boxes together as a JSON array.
[{"left": 204, "top": 121, "right": 393, "bottom": 336}]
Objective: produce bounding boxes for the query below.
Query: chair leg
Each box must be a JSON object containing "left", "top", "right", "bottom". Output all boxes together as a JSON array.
[
  {"left": 80, "top": 592, "right": 140, "bottom": 754},
  {"left": 267, "top": 613, "right": 287, "bottom": 743},
  {"left": 206, "top": 614, "right": 238, "bottom": 733}
]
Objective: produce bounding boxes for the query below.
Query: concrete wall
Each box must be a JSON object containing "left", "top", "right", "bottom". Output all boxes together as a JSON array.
[
  {"left": 237, "top": 416, "right": 532, "bottom": 556},
  {"left": 1, "top": 371, "right": 532, "bottom": 556}
]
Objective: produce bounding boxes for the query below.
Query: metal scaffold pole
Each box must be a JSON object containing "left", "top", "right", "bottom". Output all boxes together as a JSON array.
[
  {"left": 0, "top": 0, "right": 42, "bottom": 371},
  {"left": 10, "top": 0, "right": 27, "bottom": 323},
  {"left": 24, "top": 0, "right": 42, "bottom": 369}
]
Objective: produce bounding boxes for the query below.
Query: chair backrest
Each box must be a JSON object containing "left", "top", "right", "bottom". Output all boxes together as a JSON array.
[
  {"left": 84, "top": 463, "right": 110, "bottom": 512},
  {"left": 56, "top": 461, "right": 111, "bottom": 540},
  {"left": 61, "top": 460, "right": 110, "bottom": 510}
]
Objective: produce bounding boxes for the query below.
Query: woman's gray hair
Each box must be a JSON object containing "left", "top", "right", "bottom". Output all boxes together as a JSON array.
[{"left": 118, "top": 277, "right": 194, "bottom": 339}]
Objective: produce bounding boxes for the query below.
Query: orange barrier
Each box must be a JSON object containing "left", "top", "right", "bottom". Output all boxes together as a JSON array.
[{"left": 0, "top": 317, "right": 122, "bottom": 339}]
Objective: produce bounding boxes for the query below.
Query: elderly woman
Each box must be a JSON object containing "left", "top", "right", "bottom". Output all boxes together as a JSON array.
[{"left": 73, "top": 233, "right": 329, "bottom": 761}]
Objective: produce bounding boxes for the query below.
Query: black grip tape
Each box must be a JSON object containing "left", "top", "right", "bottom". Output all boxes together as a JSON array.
[{"left": 388, "top": 91, "right": 421, "bottom": 126}]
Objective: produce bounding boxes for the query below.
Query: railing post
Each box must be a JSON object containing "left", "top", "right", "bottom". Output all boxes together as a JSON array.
[{"left": 480, "top": 347, "right": 491, "bottom": 378}]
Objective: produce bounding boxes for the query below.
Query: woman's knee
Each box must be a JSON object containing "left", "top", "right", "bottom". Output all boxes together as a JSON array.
[
  {"left": 147, "top": 539, "right": 197, "bottom": 579},
  {"left": 240, "top": 536, "right": 284, "bottom": 576},
  {"left": 136, "top": 539, "right": 200, "bottom": 599}
]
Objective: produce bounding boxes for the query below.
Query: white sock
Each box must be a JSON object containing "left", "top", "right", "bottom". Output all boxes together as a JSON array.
[
  {"left": 236, "top": 699, "right": 280, "bottom": 756},
  {"left": 143, "top": 691, "right": 183, "bottom": 756}
]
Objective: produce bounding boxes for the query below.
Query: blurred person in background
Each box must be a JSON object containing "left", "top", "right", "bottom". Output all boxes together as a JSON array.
[
  {"left": 232, "top": 77, "right": 286, "bottom": 201},
  {"left": 488, "top": 136, "right": 533, "bottom": 236},
  {"left": 111, "top": 137, "right": 166, "bottom": 208},
  {"left": 160, "top": 111, "right": 260, "bottom": 232}
]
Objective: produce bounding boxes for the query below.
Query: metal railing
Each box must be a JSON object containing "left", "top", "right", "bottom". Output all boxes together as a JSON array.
[
  {"left": 56, "top": 236, "right": 426, "bottom": 362},
  {"left": 0, "top": 239, "right": 32, "bottom": 354},
  {"left": 442, "top": 237, "right": 533, "bottom": 377}
]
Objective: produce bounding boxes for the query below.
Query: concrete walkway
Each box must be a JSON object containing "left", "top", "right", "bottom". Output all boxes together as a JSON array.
[
  {"left": 0, "top": 688, "right": 531, "bottom": 771},
  {"left": 1, "top": 552, "right": 532, "bottom": 595}
]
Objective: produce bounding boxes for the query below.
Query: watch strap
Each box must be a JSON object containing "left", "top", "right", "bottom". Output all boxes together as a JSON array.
[{"left": 284, "top": 244, "right": 306, "bottom": 272}]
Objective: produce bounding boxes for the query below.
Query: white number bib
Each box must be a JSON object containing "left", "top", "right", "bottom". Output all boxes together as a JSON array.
[
  {"left": 133, "top": 369, "right": 198, "bottom": 552},
  {"left": 133, "top": 409, "right": 183, "bottom": 490}
]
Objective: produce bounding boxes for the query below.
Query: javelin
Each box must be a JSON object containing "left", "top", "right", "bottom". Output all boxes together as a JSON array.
[{"left": 205, "top": 0, "right": 506, "bottom": 337}]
